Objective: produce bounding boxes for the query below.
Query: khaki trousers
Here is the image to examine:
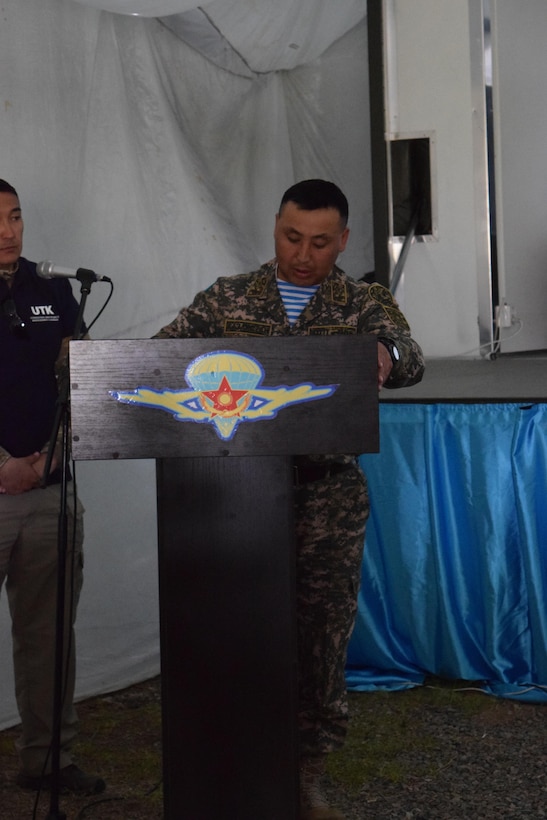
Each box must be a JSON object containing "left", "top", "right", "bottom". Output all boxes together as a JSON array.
[{"left": 0, "top": 483, "right": 84, "bottom": 776}]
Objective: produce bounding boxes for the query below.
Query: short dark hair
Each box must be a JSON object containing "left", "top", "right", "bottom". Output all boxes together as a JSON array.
[
  {"left": 279, "top": 179, "right": 349, "bottom": 227},
  {"left": 0, "top": 179, "right": 18, "bottom": 198}
]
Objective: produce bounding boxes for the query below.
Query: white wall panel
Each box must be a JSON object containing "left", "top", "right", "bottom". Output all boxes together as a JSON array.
[
  {"left": 383, "top": 0, "right": 547, "bottom": 357},
  {"left": 491, "top": 0, "right": 547, "bottom": 353},
  {"left": 383, "top": 0, "right": 490, "bottom": 358}
]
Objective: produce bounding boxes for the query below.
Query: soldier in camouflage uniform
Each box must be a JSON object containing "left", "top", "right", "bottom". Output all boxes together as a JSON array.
[{"left": 154, "top": 180, "right": 424, "bottom": 820}]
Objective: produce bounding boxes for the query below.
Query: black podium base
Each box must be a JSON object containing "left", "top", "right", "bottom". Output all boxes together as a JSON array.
[
  {"left": 157, "top": 455, "right": 299, "bottom": 820},
  {"left": 69, "top": 335, "right": 379, "bottom": 818}
]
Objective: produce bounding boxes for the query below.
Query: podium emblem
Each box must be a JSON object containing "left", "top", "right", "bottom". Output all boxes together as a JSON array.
[{"left": 110, "top": 350, "right": 338, "bottom": 441}]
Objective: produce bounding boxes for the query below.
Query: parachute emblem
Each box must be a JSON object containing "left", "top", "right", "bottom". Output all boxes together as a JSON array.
[{"left": 110, "top": 350, "right": 338, "bottom": 441}]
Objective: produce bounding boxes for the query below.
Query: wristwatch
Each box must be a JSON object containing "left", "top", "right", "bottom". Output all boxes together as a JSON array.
[{"left": 378, "top": 337, "right": 400, "bottom": 366}]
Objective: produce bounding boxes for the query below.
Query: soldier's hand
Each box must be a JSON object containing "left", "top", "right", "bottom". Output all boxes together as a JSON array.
[{"left": 377, "top": 342, "right": 393, "bottom": 389}]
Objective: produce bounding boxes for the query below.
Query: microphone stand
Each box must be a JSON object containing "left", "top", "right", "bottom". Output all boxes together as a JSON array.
[{"left": 41, "top": 270, "right": 95, "bottom": 820}]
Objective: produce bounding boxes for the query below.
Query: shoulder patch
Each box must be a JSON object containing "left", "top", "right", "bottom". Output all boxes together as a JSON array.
[
  {"left": 368, "top": 283, "right": 410, "bottom": 331},
  {"left": 368, "top": 283, "right": 396, "bottom": 306}
]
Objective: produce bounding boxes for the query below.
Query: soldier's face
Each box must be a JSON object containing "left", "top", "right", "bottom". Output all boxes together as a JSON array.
[
  {"left": 274, "top": 202, "right": 349, "bottom": 287},
  {"left": 0, "top": 192, "right": 23, "bottom": 271}
]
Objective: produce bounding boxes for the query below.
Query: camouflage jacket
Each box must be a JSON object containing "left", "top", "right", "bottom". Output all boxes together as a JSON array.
[{"left": 154, "top": 261, "right": 424, "bottom": 389}]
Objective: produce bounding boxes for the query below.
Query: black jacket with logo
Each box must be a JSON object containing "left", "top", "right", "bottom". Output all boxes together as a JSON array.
[{"left": 0, "top": 257, "right": 81, "bottom": 456}]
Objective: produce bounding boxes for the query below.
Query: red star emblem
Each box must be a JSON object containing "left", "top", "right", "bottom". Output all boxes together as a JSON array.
[{"left": 201, "top": 376, "right": 249, "bottom": 415}]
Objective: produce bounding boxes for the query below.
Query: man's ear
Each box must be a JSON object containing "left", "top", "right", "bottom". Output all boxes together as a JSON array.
[{"left": 339, "top": 226, "right": 350, "bottom": 252}]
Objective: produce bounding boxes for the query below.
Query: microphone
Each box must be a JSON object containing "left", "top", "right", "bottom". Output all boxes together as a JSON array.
[{"left": 36, "top": 260, "right": 111, "bottom": 283}]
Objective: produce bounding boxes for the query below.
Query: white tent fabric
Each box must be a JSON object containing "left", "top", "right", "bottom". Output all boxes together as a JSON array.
[
  {"left": 72, "top": 0, "right": 365, "bottom": 72},
  {"left": 0, "top": 0, "right": 372, "bottom": 728},
  {"left": 72, "top": 0, "right": 200, "bottom": 14}
]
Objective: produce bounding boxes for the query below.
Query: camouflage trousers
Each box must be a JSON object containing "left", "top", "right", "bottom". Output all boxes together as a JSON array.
[{"left": 294, "top": 464, "right": 369, "bottom": 756}]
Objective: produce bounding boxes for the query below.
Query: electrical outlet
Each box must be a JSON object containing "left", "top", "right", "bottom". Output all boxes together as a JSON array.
[
  {"left": 500, "top": 303, "right": 513, "bottom": 328},
  {"left": 496, "top": 302, "right": 513, "bottom": 328}
]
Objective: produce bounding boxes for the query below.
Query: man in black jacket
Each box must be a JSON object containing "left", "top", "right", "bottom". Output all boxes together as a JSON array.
[{"left": 0, "top": 178, "right": 105, "bottom": 795}]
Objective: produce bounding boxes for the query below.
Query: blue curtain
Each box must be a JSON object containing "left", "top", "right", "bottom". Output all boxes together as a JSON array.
[{"left": 347, "top": 402, "right": 547, "bottom": 702}]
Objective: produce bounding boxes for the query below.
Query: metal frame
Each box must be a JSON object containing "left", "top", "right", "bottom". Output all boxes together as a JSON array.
[{"left": 470, "top": 0, "right": 497, "bottom": 356}]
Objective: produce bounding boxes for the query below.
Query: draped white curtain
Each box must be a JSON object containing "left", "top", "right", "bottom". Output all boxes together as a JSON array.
[{"left": 0, "top": 0, "right": 372, "bottom": 727}]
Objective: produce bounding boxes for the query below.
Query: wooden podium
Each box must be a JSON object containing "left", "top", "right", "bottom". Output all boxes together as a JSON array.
[{"left": 69, "top": 336, "right": 379, "bottom": 820}]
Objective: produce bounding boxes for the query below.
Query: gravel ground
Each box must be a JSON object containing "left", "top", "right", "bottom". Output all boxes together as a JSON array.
[
  {"left": 1, "top": 676, "right": 546, "bottom": 819},
  {"left": 326, "top": 683, "right": 547, "bottom": 819}
]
